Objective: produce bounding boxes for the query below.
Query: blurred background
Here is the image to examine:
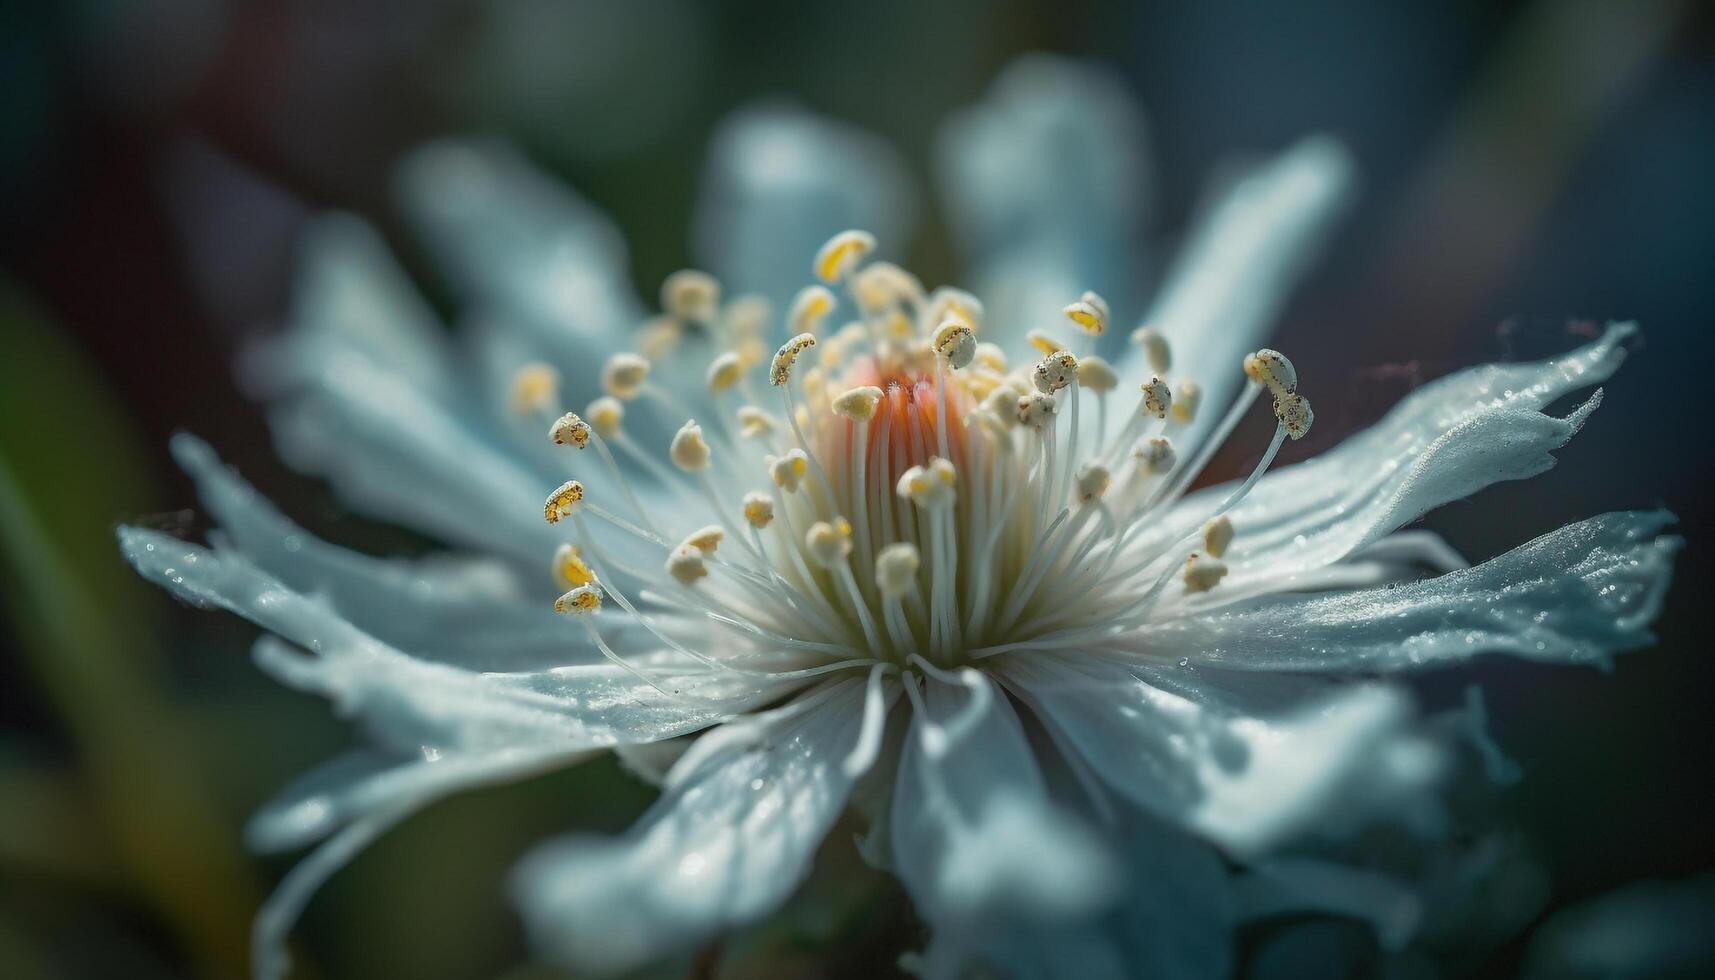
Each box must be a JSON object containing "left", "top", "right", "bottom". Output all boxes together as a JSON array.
[{"left": 2, "top": 1, "right": 1713, "bottom": 977}]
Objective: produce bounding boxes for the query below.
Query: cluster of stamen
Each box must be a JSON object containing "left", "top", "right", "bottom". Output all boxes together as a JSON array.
[{"left": 518, "top": 230, "right": 1313, "bottom": 688}]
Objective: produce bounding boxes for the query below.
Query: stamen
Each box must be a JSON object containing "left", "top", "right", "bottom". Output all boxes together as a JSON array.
[
  {"left": 1171, "top": 379, "right": 1201, "bottom": 424},
  {"left": 661, "top": 269, "right": 720, "bottom": 322},
  {"left": 706, "top": 352, "right": 745, "bottom": 393},
  {"left": 669, "top": 420, "right": 712, "bottom": 472},
  {"left": 1063, "top": 290, "right": 1110, "bottom": 337},
  {"left": 551, "top": 543, "right": 595, "bottom": 589},
  {"left": 1243, "top": 348, "right": 1298, "bottom": 395},
  {"left": 601, "top": 353, "right": 650, "bottom": 400},
  {"left": 1182, "top": 552, "right": 1229, "bottom": 593},
  {"left": 549, "top": 412, "right": 591, "bottom": 449},
  {"left": 737, "top": 406, "right": 776, "bottom": 440},
  {"left": 1131, "top": 327, "right": 1172, "bottom": 375},
  {"left": 770, "top": 333, "right": 817, "bottom": 386},
  {"left": 510, "top": 362, "right": 560, "bottom": 417},
  {"left": 552, "top": 583, "right": 602, "bottom": 614},
  {"left": 932, "top": 319, "right": 977, "bottom": 369},
  {"left": 767, "top": 450, "right": 809, "bottom": 492},
  {"left": 1033, "top": 350, "right": 1078, "bottom": 394},
  {"left": 543, "top": 480, "right": 584, "bottom": 523},
  {"left": 814, "top": 229, "right": 875, "bottom": 283},
  {"left": 742, "top": 491, "right": 775, "bottom": 528},
  {"left": 1076, "top": 463, "right": 1111, "bottom": 503},
  {"left": 586, "top": 397, "right": 624, "bottom": 439},
  {"left": 666, "top": 545, "right": 709, "bottom": 586},
  {"left": 790, "top": 285, "right": 837, "bottom": 336},
  {"left": 1204, "top": 515, "right": 1235, "bottom": 558}
]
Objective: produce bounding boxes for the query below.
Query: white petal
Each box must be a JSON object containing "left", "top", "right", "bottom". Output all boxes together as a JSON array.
[
  {"left": 1141, "top": 510, "right": 1678, "bottom": 672},
  {"left": 889, "top": 676, "right": 1124, "bottom": 976},
  {"left": 692, "top": 103, "right": 915, "bottom": 308},
  {"left": 1157, "top": 325, "right": 1635, "bottom": 601},
  {"left": 1121, "top": 137, "right": 1353, "bottom": 453},
  {"left": 395, "top": 139, "right": 645, "bottom": 353},
  {"left": 511, "top": 678, "right": 881, "bottom": 974},
  {"left": 999, "top": 654, "right": 1430, "bottom": 857},
  {"left": 118, "top": 528, "right": 770, "bottom": 754},
  {"left": 935, "top": 54, "right": 1152, "bottom": 344}
]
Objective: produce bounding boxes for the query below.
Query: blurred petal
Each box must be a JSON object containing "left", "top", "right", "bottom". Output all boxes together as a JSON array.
[
  {"left": 1235, "top": 858, "right": 1423, "bottom": 951},
  {"left": 1156, "top": 323, "right": 1635, "bottom": 602},
  {"left": 1522, "top": 872, "right": 1715, "bottom": 980},
  {"left": 512, "top": 678, "right": 881, "bottom": 974},
  {"left": 692, "top": 103, "right": 915, "bottom": 309},
  {"left": 935, "top": 54, "right": 1152, "bottom": 344},
  {"left": 1120, "top": 138, "right": 1353, "bottom": 453},
  {"left": 890, "top": 676, "right": 1125, "bottom": 979},
  {"left": 1001, "top": 654, "right": 1431, "bottom": 856},
  {"left": 1140, "top": 510, "right": 1679, "bottom": 672}
]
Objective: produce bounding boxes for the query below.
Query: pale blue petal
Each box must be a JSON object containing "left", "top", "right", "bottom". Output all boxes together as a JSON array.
[
  {"left": 1117, "top": 138, "right": 1353, "bottom": 454},
  {"left": 1143, "top": 510, "right": 1679, "bottom": 672},
  {"left": 511, "top": 678, "right": 880, "bottom": 975},
  {"left": 889, "top": 676, "right": 1126, "bottom": 979},
  {"left": 1154, "top": 324, "right": 1637, "bottom": 602},
  {"left": 1235, "top": 858, "right": 1423, "bottom": 951},
  {"left": 692, "top": 103, "right": 915, "bottom": 310},
  {"left": 1000, "top": 654, "right": 1437, "bottom": 857},
  {"left": 935, "top": 53, "right": 1152, "bottom": 346}
]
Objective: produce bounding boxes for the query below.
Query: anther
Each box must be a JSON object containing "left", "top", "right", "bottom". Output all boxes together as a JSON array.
[
  {"left": 1203, "top": 515, "right": 1235, "bottom": 558},
  {"left": 875, "top": 543, "right": 921, "bottom": 599},
  {"left": 669, "top": 420, "right": 711, "bottom": 471},
  {"left": 831, "top": 385, "right": 884, "bottom": 422},
  {"left": 852, "top": 261, "right": 923, "bottom": 312},
  {"left": 742, "top": 491, "right": 775, "bottom": 528},
  {"left": 1131, "top": 327, "right": 1172, "bottom": 374},
  {"left": 805, "top": 519, "right": 854, "bottom": 568},
  {"left": 706, "top": 352, "right": 744, "bottom": 393},
  {"left": 1027, "top": 330, "right": 1064, "bottom": 357},
  {"left": 770, "top": 333, "right": 817, "bottom": 386},
  {"left": 1273, "top": 391, "right": 1314, "bottom": 440},
  {"left": 1017, "top": 390, "right": 1058, "bottom": 429},
  {"left": 723, "top": 294, "right": 771, "bottom": 339},
  {"left": 586, "top": 397, "right": 624, "bottom": 439},
  {"left": 552, "top": 543, "right": 595, "bottom": 589},
  {"left": 543, "top": 480, "right": 584, "bottom": 523},
  {"left": 897, "top": 457, "right": 957, "bottom": 509},
  {"left": 767, "top": 449, "right": 809, "bottom": 492},
  {"left": 1076, "top": 463, "right": 1112, "bottom": 502},
  {"left": 814, "top": 230, "right": 876, "bottom": 283},
  {"left": 682, "top": 525, "right": 724, "bottom": 554},
  {"left": 1182, "top": 553, "right": 1229, "bottom": 594},
  {"left": 549, "top": 412, "right": 591, "bottom": 449},
  {"left": 1076, "top": 355, "right": 1118, "bottom": 393},
  {"left": 925, "top": 287, "right": 984, "bottom": 330},
  {"left": 553, "top": 583, "right": 603, "bottom": 614},
  {"left": 1133, "top": 437, "right": 1175, "bottom": 473},
  {"left": 510, "top": 362, "right": 560, "bottom": 415},
  {"left": 1141, "top": 377, "right": 1172, "bottom": 419},
  {"left": 602, "top": 353, "right": 650, "bottom": 400},
  {"left": 1170, "top": 380, "right": 1201, "bottom": 424},
  {"left": 1063, "top": 291, "right": 1111, "bottom": 336},
  {"left": 636, "top": 316, "right": 682, "bottom": 360},
  {"left": 1033, "top": 350, "right": 1079, "bottom": 394},
  {"left": 1243, "top": 348, "right": 1298, "bottom": 394},
  {"left": 790, "top": 285, "right": 837, "bottom": 336},
  {"left": 974, "top": 342, "right": 1008, "bottom": 373},
  {"left": 665, "top": 545, "right": 709, "bottom": 586},
  {"left": 932, "top": 319, "right": 977, "bottom": 369},
  {"left": 737, "top": 405, "right": 776, "bottom": 439},
  {"left": 661, "top": 269, "right": 720, "bottom": 322}
]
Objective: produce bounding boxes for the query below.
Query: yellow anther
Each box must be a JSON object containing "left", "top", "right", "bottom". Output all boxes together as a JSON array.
[
  {"left": 1133, "top": 437, "right": 1175, "bottom": 473},
  {"left": 805, "top": 518, "right": 854, "bottom": 569},
  {"left": 1130, "top": 327, "right": 1172, "bottom": 375},
  {"left": 1026, "top": 329, "right": 1064, "bottom": 357},
  {"left": 1170, "top": 380, "right": 1201, "bottom": 424},
  {"left": 682, "top": 525, "right": 724, "bottom": 554},
  {"left": 587, "top": 396, "right": 624, "bottom": 439},
  {"left": 1182, "top": 552, "right": 1229, "bottom": 594},
  {"left": 510, "top": 362, "right": 560, "bottom": 416},
  {"left": 767, "top": 450, "right": 809, "bottom": 492},
  {"left": 852, "top": 261, "right": 923, "bottom": 312},
  {"left": 543, "top": 480, "right": 584, "bottom": 524},
  {"left": 551, "top": 543, "right": 595, "bottom": 589},
  {"left": 1141, "top": 377, "right": 1172, "bottom": 419},
  {"left": 665, "top": 545, "right": 709, "bottom": 586},
  {"left": 974, "top": 342, "right": 1008, "bottom": 373},
  {"left": 670, "top": 420, "right": 711, "bottom": 471},
  {"left": 554, "top": 583, "right": 603, "bottom": 615},
  {"left": 549, "top": 412, "right": 591, "bottom": 449},
  {"left": 1017, "top": 390, "right": 1057, "bottom": 429},
  {"left": 925, "top": 287, "right": 984, "bottom": 331},
  {"left": 1063, "top": 291, "right": 1110, "bottom": 336},
  {"left": 1076, "top": 462, "right": 1112, "bottom": 502},
  {"left": 980, "top": 385, "right": 1021, "bottom": 428},
  {"left": 722, "top": 294, "right": 771, "bottom": 339},
  {"left": 637, "top": 315, "right": 683, "bottom": 360},
  {"left": 789, "top": 284, "right": 837, "bottom": 336},
  {"left": 742, "top": 491, "right": 775, "bottom": 529},
  {"left": 963, "top": 366, "right": 1006, "bottom": 401},
  {"left": 1243, "top": 349, "right": 1298, "bottom": 394},
  {"left": 875, "top": 543, "right": 921, "bottom": 599},
  {"left": 932, "top": 319, "right": 977, "bottom": 369},
  {"left": 601, "top": 353, "right": 650, "bottom": 400},
  {"left": 832, "top": 385, "right": 884, "bottom": 422},
  {"left": 897, "top": 457, "right": 957, "bottom": 509},
  {"left": 1033, "top": 350, "right": 1079, "bottom": 394},
  {"left": 1076, "top": 355, "right": 1118, "bottom": 393},
  {"left": 1273, "top": 391, "right": 1314, "bottom": 440},
  {"left": 814, "top": 230, "right": 876, "bottom": 283},
  {"left": 737, "top": 405, "right": 776, "bottom": 439},
  {"left": 770, "top": 333, "right": 816, "bottom": 386},
  {"left": 1203, "top": 515, "right": 1235, "bottom": 559},
  {"left": 661, "top": 269, "right": 720, "bottom": 322},
  {"left": 706, "top": 352, "right": 745, "bottom": 393},
  {"left": 885, "top": 309, "right": 914, "bottom": 338}
]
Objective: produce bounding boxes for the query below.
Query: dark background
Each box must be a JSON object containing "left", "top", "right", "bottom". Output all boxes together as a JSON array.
[{"left": 2, "top": 1, "right": 1712, "bottom": 977}]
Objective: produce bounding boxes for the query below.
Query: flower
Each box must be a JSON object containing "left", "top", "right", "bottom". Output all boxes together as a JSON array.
[{"left": 120, "top": 56, "right": 1676, "bottom": 979}]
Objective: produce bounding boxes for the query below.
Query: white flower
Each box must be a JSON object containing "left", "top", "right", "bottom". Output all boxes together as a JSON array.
[{"left": 121, "top": 56, "right": 1677, "bottom": 980}]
